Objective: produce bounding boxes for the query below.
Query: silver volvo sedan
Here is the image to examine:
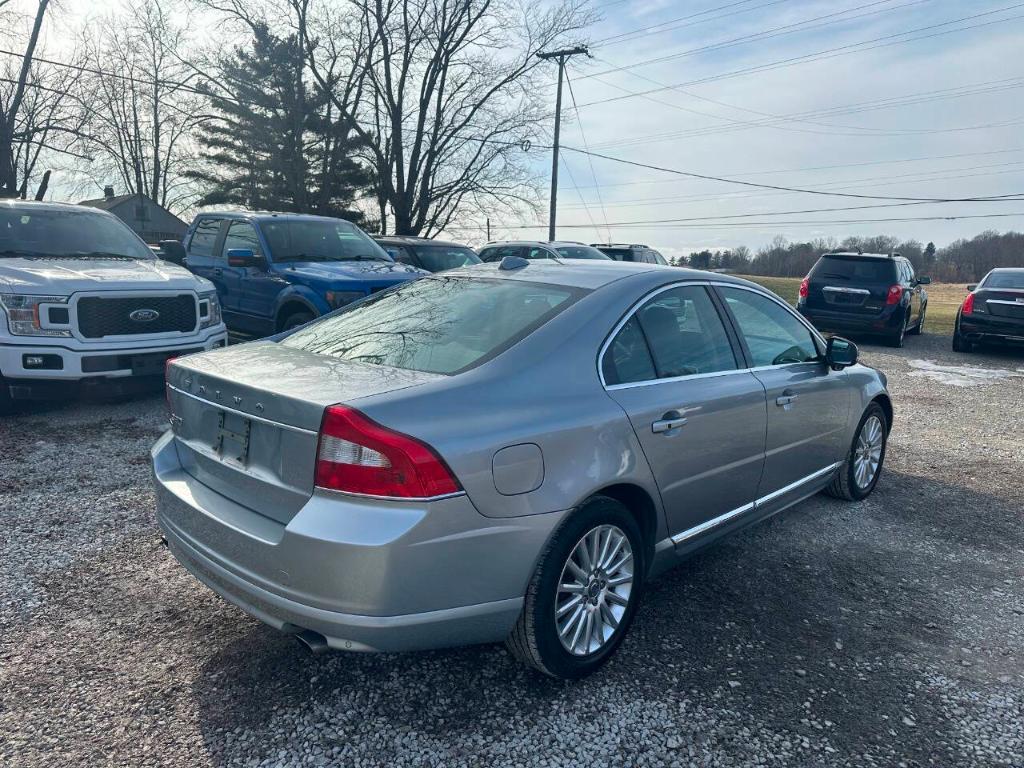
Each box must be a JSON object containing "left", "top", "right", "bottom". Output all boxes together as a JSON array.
[{"left": 153, "top": 259, "right": 891, "bottom": 679}]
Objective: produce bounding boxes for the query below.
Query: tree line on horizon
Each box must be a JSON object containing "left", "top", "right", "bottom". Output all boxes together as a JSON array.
[{"left": 675, "top": 230, "right": 1024, "bottom": 282}]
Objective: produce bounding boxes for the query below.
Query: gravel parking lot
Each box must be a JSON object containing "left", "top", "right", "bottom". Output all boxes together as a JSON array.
[{"left": 2, "top": 335, "right": 1022, "bottom": 768}]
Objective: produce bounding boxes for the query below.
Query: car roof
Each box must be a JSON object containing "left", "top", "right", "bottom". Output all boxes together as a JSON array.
[
  {"left": 821, "top": 251, "right": 896, "bottom": 260},
  {"left": 191, "top": 210, "right": 358, "bottom": 224},
  {"left": 375, "top": 235, "right": 467, "bottom": 248},
  {"left": 988, "top": 267, "right": 1024, "bottom": 273},
  {"left": 440, "top": 259, "right": 757, "bottom": 291},
  {"left": 480, "top": 240, "right": 598, "bottom": 248},
  {"left": 0, "top": 199, "right": 115, "bottom": 215}
]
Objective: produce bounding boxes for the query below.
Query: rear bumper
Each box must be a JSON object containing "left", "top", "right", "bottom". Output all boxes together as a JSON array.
[
  {"left": 959, "top": 314, "right": 1024, "bottom": 344},
  {"left": 152, "top": 432, "right": 565, "bottom": 652},
  {"left": 797, "top": 303, "right": 902, "bottom": 334}
]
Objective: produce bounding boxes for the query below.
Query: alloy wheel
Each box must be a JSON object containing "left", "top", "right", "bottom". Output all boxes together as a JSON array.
[
  {"left": 854, "top": 415, "right": 884, "bottom": 490},
  {"left": 555, "top": 524, "right": 634, "bottom": 656}
]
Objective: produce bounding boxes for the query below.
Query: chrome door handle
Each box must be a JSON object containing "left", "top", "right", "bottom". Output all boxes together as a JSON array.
[
  {"left": 776, "top": 390, "right": 798, "bottom": 407},
  {"left": 652, "top": 415, "right": 687, "bottom": 433}
]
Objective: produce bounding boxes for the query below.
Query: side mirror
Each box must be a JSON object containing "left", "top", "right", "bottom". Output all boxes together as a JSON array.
[
  {"left": 826, "top": 336, "right": 858, "bottom": 370},
  {"left": 917, "top": 276, "right": 931, "bottom": 285},
  {"left": 226, "top": 248, "right": 264, "bottom": 268},
  {"left": 158, "top": 239, "right": 186, "bottom": 265},
  {"left": 966, "top": 284, "right": 977, "bottom": 292}
]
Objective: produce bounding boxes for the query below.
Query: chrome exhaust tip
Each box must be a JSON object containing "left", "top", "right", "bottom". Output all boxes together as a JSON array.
[{"left": 294, "top": 629, "right": 329, "bottom": 655}]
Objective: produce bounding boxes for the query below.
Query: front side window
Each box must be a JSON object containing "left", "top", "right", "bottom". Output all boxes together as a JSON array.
[
  {"left": 480, "top": 245, "right": 522, "bottom": 262},
  {"left": 413, "top": 245, "right": 480, "bottom": 271},
  {"left": 260, "top": 219, "right": 391, "bottom": 263},
  {"left": 602, "top": 285, "right": 737, "bottom": 385},
  {"left": 0, "top": 208, "right": 155, "bottom": 260},
  {"left": 719, "top": 287, "right": 819, "bottom": 367},
  {"left": 281, "top": 276, "right": 582, "bottom": 375},
  {"left": 223, "top": 221, "right": 263, "bottom": 256}
]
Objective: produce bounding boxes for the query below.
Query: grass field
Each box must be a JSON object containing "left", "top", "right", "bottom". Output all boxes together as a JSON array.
[{"left": 737, "top": 274, "right": 967, "bottom": 337}]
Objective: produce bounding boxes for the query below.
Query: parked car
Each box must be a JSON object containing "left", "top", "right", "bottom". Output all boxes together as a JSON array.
[
  {"left": 796, "top": 251, "right": 929, "bottom": 347},
  {"left": 591, "top": 243, "right": 668, "bottom": 265},
  {"left": 953, "top": 267, "right": 1024, "bottom": 352},
  {"left": 0, "top": 200, "right": 226, "bottom": 413},
  {"left": 182, "top": 212, "right": 426, "bottom": 337},
  {"left": 477, "top": 241, "right": 611, "bottom": 262},
  {"left": 155, "top": 259, "right": 891, "bottom": 678},
  {"left": 374, "top": 236, "right": 481, "bottom": 273}
]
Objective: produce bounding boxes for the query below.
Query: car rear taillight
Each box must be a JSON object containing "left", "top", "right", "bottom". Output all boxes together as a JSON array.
[
  {"left": 885, "top": 284, "right": 903, "bottom": 305},
  {"left": 798, "top": 277, "right": 809, "bottom": 299},
  {"left": 962, "top": 292, "right": 975, "bottom": 315},
  {"left": 315, "top": 405, "right": 461, "bottom": 499}
]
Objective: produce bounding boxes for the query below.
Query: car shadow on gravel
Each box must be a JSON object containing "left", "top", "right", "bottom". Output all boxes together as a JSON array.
[{"left": 187, "top": 468, "right": 1021, "bottom": 764}]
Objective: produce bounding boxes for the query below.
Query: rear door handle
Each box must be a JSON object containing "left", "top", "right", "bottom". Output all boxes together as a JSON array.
[
  {"left": 652, "top": 412, "right": 688, "bottom": 433},
  {"left": 776, "top": 390, "right": 798, "bottom": 407}
]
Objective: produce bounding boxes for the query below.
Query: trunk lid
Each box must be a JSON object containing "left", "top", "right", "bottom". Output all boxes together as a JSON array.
[
  {"left": 166, "top": 341, "right": 443, "bottom": 523},
  {"left": 978, "top": 288, "right": 1024, "bottom": 321}
]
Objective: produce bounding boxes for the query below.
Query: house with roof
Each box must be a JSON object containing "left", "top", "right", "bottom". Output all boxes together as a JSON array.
[{"left": 78, "top": 186, "right": 187, "bottom": 244}]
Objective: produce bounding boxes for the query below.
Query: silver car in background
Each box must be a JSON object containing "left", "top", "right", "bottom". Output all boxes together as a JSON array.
[{"left": 153, "top": 259, "right": 892, "bottom": 678}]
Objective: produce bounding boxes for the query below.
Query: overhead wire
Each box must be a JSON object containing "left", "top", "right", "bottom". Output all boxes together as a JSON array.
[{"left": 563, "top": 66, "right": 612, "bottom": 242}]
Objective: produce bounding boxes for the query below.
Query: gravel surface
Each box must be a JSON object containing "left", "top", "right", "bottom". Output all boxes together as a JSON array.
[{"left": 2, "top": 336, "right": 1022, "bottom": 767}]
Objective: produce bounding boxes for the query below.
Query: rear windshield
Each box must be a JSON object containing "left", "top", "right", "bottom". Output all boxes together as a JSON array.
[
  {"left": 810, "top": 255, "right": 895, "bottom": 282},
  {"left": 553, "top": 245, "right": 610, "bottom": 260},
  {"left": 280, "top": 276, "right": 583, "bottom": 375},
  {"left": 983, "top": 271, "right": 1024, "bottom": 289},
  {"left": 413, "top": 244, "right": 481, "bottom": 271},
  {"left": 0, "top": 207, "right": 154, "bottom": 260},
  {"left": 595, "top": 248, "right": 632, "bottom": 261}
]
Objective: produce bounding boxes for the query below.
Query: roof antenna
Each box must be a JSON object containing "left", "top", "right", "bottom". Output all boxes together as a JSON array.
[{"left": 499, "top": 255, "right": 530, "bottom": 271}]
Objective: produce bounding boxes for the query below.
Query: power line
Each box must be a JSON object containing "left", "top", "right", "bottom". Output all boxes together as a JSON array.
[
  {"left": 576, "top": 5, "right": 1024, "bottom": 109},
  {"left": 557, "top": 144, "right": 1024, "bottom": 203},
  {"left": 564, "top": 67, "right": 610, "bottom": 242},
  {"left": 584, "top": 0, "right": 928, "bottom": 78},
  {"left": 591, "top": 0, "right": 792, "bottom": 48},
  {"left": 558, "top": 155, "right": 604, "bottom": 241}
]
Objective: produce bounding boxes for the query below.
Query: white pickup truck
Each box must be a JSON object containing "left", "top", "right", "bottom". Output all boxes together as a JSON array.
[{"left": 0, "top": 200, "right": 227, "bottom": 412}]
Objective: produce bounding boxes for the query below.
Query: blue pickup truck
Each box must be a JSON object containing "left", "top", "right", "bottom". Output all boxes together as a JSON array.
[{"left": 180, "top": 212, "right": 426, "bottom": 337}]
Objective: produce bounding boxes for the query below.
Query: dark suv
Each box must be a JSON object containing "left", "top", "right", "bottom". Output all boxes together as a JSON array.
[
  {"left": 374, "top": 236, "right": 481, "bottom": 273},
  {"left": 796, "top": 252, "right": 930, "bottom": 347},
  {"left": 591, "top": 243, "right": 668, "bottom": 265}
]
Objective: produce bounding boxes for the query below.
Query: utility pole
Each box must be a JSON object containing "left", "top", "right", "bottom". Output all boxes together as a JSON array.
[{"left": 537, "top": 46, "right": 588, "bottom": 242}]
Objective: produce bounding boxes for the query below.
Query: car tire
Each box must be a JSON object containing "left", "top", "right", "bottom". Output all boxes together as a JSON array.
[
  {"left": 0, "top": 374, "right": 12, "bottom": 416},
  {"left": 506, "top": 496, "right": 645, "bottom": 679},
  {"left": 887, "top": 315, "right": 908, "bottom": 348},
  {"left": 281, "top": 311, "right": 315, "bottom": 331},
  {"left": 909, "top": 306, "right": 925, "bottom": 335},
  {"left": 824, "top": 402, "right": 888, "bottom": 502},
  {"left": 952, "top": 324, "right": 973, "bottom": 353}
]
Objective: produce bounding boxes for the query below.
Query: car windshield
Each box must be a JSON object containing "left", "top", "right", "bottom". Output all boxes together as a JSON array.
[
  {"left": 553, "top": 245, "right": 611, "bottom": 260},
  {"left": 983, "top": 271, "right": 1024, "bottom": 289},
  {"left": 0, "top": 207, "right": 155, "bottom": 259},
  {"left": 260, "top": 219, "right": 392, "bottom": 263},
  {"left": 413, "top": 245, "right": 481, "bottom": 271},
  {"left": 810, "top": 255, "right": 895, "bottom": 282},
  {"left": 280, "top": 276, "right": 583, "bottom": 375}
]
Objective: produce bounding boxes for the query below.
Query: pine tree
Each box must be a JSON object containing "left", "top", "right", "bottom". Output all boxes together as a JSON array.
[{"left": 189, "top": 26, "right": 370, "bottom": 219}]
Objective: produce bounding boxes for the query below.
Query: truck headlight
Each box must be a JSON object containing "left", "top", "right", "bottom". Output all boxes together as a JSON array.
[
  {"left": 198, "top": 292, "right": 222, "bottom": 329},
  {"left": 0, "top": 294, "right": 72, "bottom": 337},
  {"left": 325, "top": 290, "right": 366, "bottom": 310}
]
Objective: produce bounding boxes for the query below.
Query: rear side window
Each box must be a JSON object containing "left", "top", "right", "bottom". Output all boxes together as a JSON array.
[
  {"left": 810, "top": 255, "right": 895, "bottom": 283},
  {"left": 603, "top": 285, "right": 736, "bottom": 384},
  {"left": 720, "top": 287, "right": 819, "bottom": 367},
  {"left": 281, "top": 277, "right": 582, "bottom": 375},
  {"left": 188, "top": 218, "right": 222, "bottom": 258}
]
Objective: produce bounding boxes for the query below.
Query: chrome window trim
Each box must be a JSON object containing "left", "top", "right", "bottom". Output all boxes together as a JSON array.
[
  {"left": 166, "top": 383, "right": 318, "bottom": 435},
  {"left": 669, "top": 461, "right": 842, "bottom": 545},
  {"left": 597, "top": 279, "right": 827, "bottom": 390}
]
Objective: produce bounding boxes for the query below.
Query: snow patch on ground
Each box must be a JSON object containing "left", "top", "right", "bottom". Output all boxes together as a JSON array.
[{"left": 907, "top": 359, "right": 1024, "bottom": 387}]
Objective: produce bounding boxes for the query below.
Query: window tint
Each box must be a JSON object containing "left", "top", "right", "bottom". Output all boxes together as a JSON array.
[
  {"left": 650, "top": 250, "right": 668, "bottom": 266},
  {"left": 223, "top": 221, "right": 263, "bottom": 256},
  {"left": 602, "top": 317, "right": 656, "bottom": 385},
  {"left": 983, "top": 270, "right": 1024, "bottom": 289},
  {"left": 903, "top": 260, "right": 915, "bottom": 282},
  {"left": 380, "top": 244, "right": 416, "bottom": 265},
  {"left": 281, "top": 277, "right": 582, "bottom": 375},
  {"left": 720, "top": 287, "right": 819, "bottom": 367},
  {"left": 636, "top": 286, "right": 737, "bottom": 378},
  {"left": 527, "top": 246, "right": 556, "bottom": 260},
  {"left": 188, "top": 218, "right": 222, "bottom": 258},
  {"left": 810, "top": 255, "right": 895, "bottom": 283},
  {"left": 479, "top": 245, "right": 522, "bottom": 262},
  {"left": 552, "top": 245, "right": 611, "bottom": 260},
  {"left": 413, "top": 245, "right": 480, "bottom": 271}
]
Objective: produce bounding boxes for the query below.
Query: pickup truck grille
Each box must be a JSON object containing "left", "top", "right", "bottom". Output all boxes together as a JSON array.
[{"left": 78, "top": 294, "right": 197, "bottom": 338}]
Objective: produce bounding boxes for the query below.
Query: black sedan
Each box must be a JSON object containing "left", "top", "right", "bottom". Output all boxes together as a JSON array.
[{"left": 953, "top": 268, "right": 1024, "bottom": 352}]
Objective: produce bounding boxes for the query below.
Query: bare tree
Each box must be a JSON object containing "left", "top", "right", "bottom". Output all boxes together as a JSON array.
[
  {"left": 0, "top": 0, "right": 51, "bottom": 197},
  {"left": 302, "top": 0, "right": 594, "bottom": 235},
  {"left": 77, "top": 0, "right": 205, "bottom": 210}
]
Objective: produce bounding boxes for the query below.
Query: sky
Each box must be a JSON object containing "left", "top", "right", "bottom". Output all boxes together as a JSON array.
[
  {"left": 507, "top": 0, "right": 1024, "bottom": 260},
  {"left": 19, "top": 0, "right": 1024, "bottom": 258}
]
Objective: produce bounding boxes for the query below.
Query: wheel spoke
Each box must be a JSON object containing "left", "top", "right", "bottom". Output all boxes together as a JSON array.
[
  {"left": 571, "top": 609, "right": 589, "bottom": 653},
  {"left": 600, "top": 536, "right": 625, "bottom": 571},
  {"left": 559, "top": 581, "right": 585, "bottom": 594},
  {"left": 607, "top": 552, "right": 633, "bottom": 576},
  {"left": 560, "top": 604, "right": 585, "bottom": 639},
  {"left": 576, "top": 537, "right": 593, "bottom": 573},
  {"left": 600, "top": 602, "right": 620, "bottom": 631},
  {"left": 608, "top": 573, "right": 632, "bottom": 587},
  {"left": 565, "top": 558, "right": 588, "bottom": 583},
  {"left": 606, "top": 590, "right": 630, "bottom": 607},
  {"left": 557, "top": 595, "right": 583, "bottom": 618}
]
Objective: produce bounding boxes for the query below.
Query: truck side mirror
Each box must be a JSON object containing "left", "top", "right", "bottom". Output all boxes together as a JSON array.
[
  {"left": 826, "top": 336, "right": 858, "bottom": 370},
  {"left": 158, "top": 240, "right": 187, "bottom": 265},
  {"left": 917, "top": 276, "right": 931, "bottom": 285}
]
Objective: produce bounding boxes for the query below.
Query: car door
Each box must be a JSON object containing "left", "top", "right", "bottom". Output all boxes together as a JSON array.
[
  {"left": 184, "top": 217, "right": 226, "bottom": 295},
  {"left": 716, "top": 285, "right": 851, "bottom": 503},
  {"left": 602, "top": 284, "right": 767, "bottom": 542},
  {"left": 902, "top": 260, "right": 922, "bottom": 326},
  {"left": 222, "top": 220, "right": 282, "bottom": 332}
]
